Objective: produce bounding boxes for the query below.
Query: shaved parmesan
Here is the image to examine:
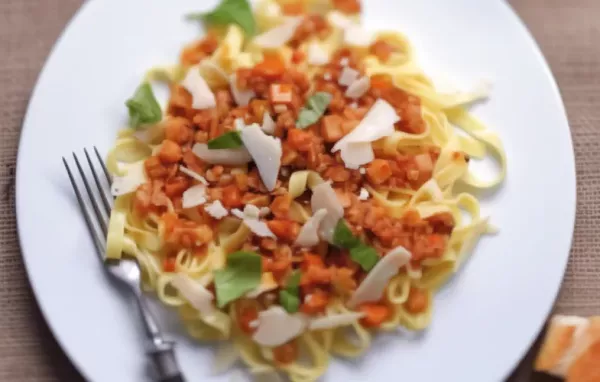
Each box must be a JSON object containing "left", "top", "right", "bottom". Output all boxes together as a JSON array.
[
  {"left": 231, "top": 208, "right": 245, "bottom": 219},
  {"left": 171, "top": 274, "right": 215, "bottom": 315},
  {"left": 192, "top": 143, "right": 252, "bottom": 165},
  {"left": 344, "top": 25, "right": 373, "bottom": 47},
  {"left": 358, "top": 188, "right": 369, "bottom": 201},
  {"left": 234, "top": 118, "right": 245, "bottom": 131},
  {"left": 111, "top": 161, "right": 146, "bottom": 196},
  {"left": 230, "top": 73, "right": 255, "bottom": 107},
  {"left": 339, "top": 57, "right": 349, "bottom": 67},
  {"left": 311, "top": 182, "right": 344, "bottom": 243},
  {"left": 205, "top": 200, "right": 228, "bottom": 219},
  {"left": 179, "top": 166, "right": 208, "bottom": 185},
  {"left": 309, "top": 312, "right": 366, "bottom": 331},
  {"left": 345, "top": 76, "right": 370, "bottom": 99},
  {"left": 347, "top": 246, "right": 412, "bottom": 308},
  {"left": 307, "top": 42, "right": 329, "bottom": 66},
  {"left": 327, "top": 11, "right": 354, "bottom": 30},
  {"left": 252, "top": 306, "right": 307, "bottom": 347},
  {"left": 244, "top": 219, "right": 276, "bottom": 238},
  {"left": 182, "top": 184, "right": 207, "bottom": 208},
  {"left": 294, "top": 209, "right": 327, "bottom": 247},
  {"left": 254, "top": 17, "right": 303, "bottom": 49},
  {"left": 338, "top": 67, "right": 359, "bottom": 87},
  {"left": 340, "top": 141, "right": 374, "bottom": 169},
  {"left": 239, "top": 124, "right": 282, "bottom": 191},
  {"left": 332, "top": 99, "right": 399, "bottom": 152},
  {"left": 259, "top": 207, "right": 271, "bottom": 217},
  {"left": 261, "top": 112, "right": 276, "bottom": 135},
  {"left": 246, "top": 272, "right": 278, "bottom": 298},
  {"left": 181, "top": 66, "right": 216, "bottom": 110},
  {"left": 243, "top": 204, "right": 261, "bottom": 219}
]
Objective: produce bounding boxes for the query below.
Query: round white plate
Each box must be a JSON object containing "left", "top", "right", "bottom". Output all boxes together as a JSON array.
[{"left": 16, "top": 0, "right": 575, "bottom": 381}]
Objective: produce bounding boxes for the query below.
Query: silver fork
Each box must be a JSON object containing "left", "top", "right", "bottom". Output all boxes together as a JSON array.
[{"left": 63, "top": 148, "right": 185, "bottom": 382}]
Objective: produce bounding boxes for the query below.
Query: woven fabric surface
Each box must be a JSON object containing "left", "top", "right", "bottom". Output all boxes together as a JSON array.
[{"left": 0, "top": 0, "right": 597, "bottom": 381}]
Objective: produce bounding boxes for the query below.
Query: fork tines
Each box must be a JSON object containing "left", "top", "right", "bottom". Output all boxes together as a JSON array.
[{"left": 62, "top": 147, "right": 113, "bottom": 259}]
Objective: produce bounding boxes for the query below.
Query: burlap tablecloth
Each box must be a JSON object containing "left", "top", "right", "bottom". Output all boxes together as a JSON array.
[{"left": 0, "top": 0, "right": 597, "bottom": 381}]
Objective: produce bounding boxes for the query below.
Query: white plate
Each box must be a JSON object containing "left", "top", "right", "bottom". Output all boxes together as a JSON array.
[{"left": 16, "top": 0, "right": 575, "bottom": 381}]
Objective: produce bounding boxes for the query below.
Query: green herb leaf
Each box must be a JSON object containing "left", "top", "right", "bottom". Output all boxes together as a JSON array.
[
  {"left": 207, "top": 131, "right": 243, "bottom": 149},
  {"left": 125, "top": 83, "right": 162, "bottom": 129},
  {"left": 333, "top": 219, "right": 379, "bottom": 271},
  {"left": 333, "top": 220, "right": 361, "bottom": 249},
  {"left": 296, "top": 92, "right": 332, "bottom": 129},
  {"left": 350, "top": 244, "right": 379, "bottom": 271},
  {"left": 279, "top": 270, "right": 301, "bottom": 313},
  {"left": 187, "top": 0, "right": 256, "bottom": 36},
  {"left": 214, "top": 251, "right": 262, "bottom": 307}
]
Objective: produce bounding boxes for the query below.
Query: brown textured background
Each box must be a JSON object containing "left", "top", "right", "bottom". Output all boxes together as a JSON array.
[{"left": 0, "top": 0, "right": 597, "bottom": 381}]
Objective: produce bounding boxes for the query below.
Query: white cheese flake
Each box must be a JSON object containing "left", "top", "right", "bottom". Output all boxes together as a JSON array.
[
  {"left": 230, "top": 73, "right": 255, "bottom": 107},
  {"left": 339, "top": 57, "right": 350, "bottom": 67},
  {"left": 294, "top": 209, "right": 328, "bottom": 247},
  {"left": 345, "top": 76, "right": 371, "bottom": 99},
  {"left": 179, "top": 166, "right": 208, "bottom": 185},
  {"left": 311, "top": 182, "right": 344, "bottom": 243},
  {"left": 204, "top": 200, "right": 228, "bottom": 219},
  {"left": 348, "top": 246, "right": 412, "bottom": 308},
  {"left": 244, "top": 219, "right": 276, "bottom": 238},
  {"left": 254, "top": 17, "right": 303, "bottom": 49},
  {"left": 111, "top": 161, "right": 146, "bottom": 196},
  {"left": 181, "top": 66, "right": 216, "bottom": 110},
  {"left": 340, "top": 141, "right": 374, "bottom": 170},
  {"left": 344, "top": 24, "right": 373, "bottom": 47},
  {"left": 239, "top": 124, "right": 282, "bottom": 191},
  {"left": 358, "top": 187, "right": 370, "bottom": 201},
  {"left": 261, "top": 112, "right": 276, "bottom": 135},
  {"left": 192, "top": 143, "right": 252, "bottom": 165},
  {"left": 338, "top": 67, "right": 359, "bottom": 87},
  {"left": 171, "top": 274, "right": 215, "bottom": 316},
  {"left": 359, "top": 167, "right": 366, "bottom": 175},
  {"left": 252, "top": 306, "right": 307, "bottom": 347},
  {"left": 182, "top": 184, "right": 208, "bottom": 209},
  {"left": 307, "top": 42, "right": 330, "bottom": 66}
]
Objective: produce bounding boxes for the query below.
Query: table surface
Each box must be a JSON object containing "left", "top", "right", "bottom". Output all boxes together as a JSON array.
[{"left": 0, "top": 0, "right": 598, "bottom": 381}]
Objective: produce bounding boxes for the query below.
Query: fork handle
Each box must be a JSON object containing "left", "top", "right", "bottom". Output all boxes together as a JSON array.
[{"left": 148, "top": 342, "right": 186, "bottom": 382}]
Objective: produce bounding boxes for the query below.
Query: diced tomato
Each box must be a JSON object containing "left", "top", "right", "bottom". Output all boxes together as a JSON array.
[
  {"left": 253, "top": 53, "right": 286, "bottom": 80},
  {"left": 405, "top": 287, "right": 428, "bottom": 314},
  {"left": 267, "top": 220, "right": 300, "bottom": 241},
  {"left": 163, "top": 257, "right": 177, "bottom": 272},
  {"left": 158, "top": 140, "right": 183, "bottom": 164},
  {"left": 301, "top": 253, "right": 325, "bottom": 271},
  {"left": 164, "top": 176, "right": 189, "bottom": 197},
  {"left": 286, "top": 128, "right": 313, "bottom": 152},
  {"left": 221, "top": 184, "right": 243, "bottom": 208},
  {"left": 273, "top": 340, "right": 298, "bottom": 364},
  {"left": 358, "top": 302, "right": 391, "bottom": 328},
  {"left": 366, "top": 159, "right": 392, "bottom": 185},
  {"left": 300, "top": 289, "right": 329, "bottom": 315}
]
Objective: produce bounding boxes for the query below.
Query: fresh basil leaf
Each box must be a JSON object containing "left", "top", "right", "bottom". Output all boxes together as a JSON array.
[
  {"left": 296, "top": 92, "right": 332, "bottom": 129},
  {"left": 125, "top": 83, "right": 162, "bottom": 129},
  {"left": 214, "top": 251, "right": 262, "bottom": 307},
  {"left": 187, "top": 0, "right": 256, "bottom": 36},
  {"left": 279, "top": 290, "right": 300, "bottom": 313},
  {"left": 279, "top": 270, "right": 302, "bottom": 313},
  {"left": 350, "top": 244, "right": 379, "bottom": 271},
  {"left": 333, "top": 219, "right": 361, "bottom": 249},
  {"left": 207, "top": 131, "right": 243, "bottom": 149}
]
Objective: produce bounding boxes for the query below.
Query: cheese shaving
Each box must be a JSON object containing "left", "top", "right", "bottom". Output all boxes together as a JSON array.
[
  {"left": 307, "top": 42, "right": 329, "bottom": 66},
  {"left": 110, "top": 161, "right": 146, "bottom": 196},
  {"left": 179, "top": 166, "right": 208, "bottom": 185},
  {"left": 204, "top": 200, "right": 228, "bottom": 219},
  {"left": 254, "top": 17, "right": 303, "bottom": 49},
  {"left": 294, "top": 209, "right": 328, "bottom": 247},
  {"left": 252, "top": 306, "right": 307, "bottom": 347},
  {"left": 338, "top": 67, "right": 359, "bottom": 87},
  {"left": 345, "top": 76, "right": 371, "bottom": 99},
  {"left": 181, "top": 66, "right": 216, "bottom": 110},
  {"left": 239, "top": 124, "right": 282, "bottom": 191},
  {"left": 192, "top": 143, "right": 252, "bottom": 165},
  {"left": 182, "top": 184, "right": 207, "bottom": 209},
  {"left": 230, "top": 73, "right": 255, "bottom": 107}
]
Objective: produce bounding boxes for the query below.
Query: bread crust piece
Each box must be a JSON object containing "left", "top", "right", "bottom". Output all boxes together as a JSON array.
[{"left": 534, "top": 315, "right": 600, "bottom": 381}]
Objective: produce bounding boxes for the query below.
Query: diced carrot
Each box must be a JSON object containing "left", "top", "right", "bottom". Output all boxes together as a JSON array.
[
  {"left": 164, "top": 176, "right": 189, "bottom": 197},
  {"left": 369, "top": 40, "right": 395, "bottom": 62},
  {"left": 249, "top": 99, "right": 270, "bottom": 120},
  {"left": 145, "top": 156, "right": 169, "bottom": 179},
  {"left": 253, "top": 53, "right": 286, "bottom": 80},
  {"left": 300, "top": 289, "right": 330, "bottom": 315},
  {"left": 269, "top": 84, "right": 293, "bottom": 104},
  {"left": 366, "top": 159, "right": 392, "bottom": 185},
  {"left": 159, "top": 140, "right": 183, "bottom": 164},
  {"left": 221, "top": 184, "right": 243, "bottom": 208},
  {"left": 164, "top": 117, "right": 193, "bottom": 145},
  {"left": 291, "top": 49, "right": 306, "bottom": 64},
  {"left": 405, "top": 287, "right": 428, "bottom": 314},
  {"left": 358, "top": 303, "right": 391, "bottom": 328},
  {"left": 370, "top": 74, "right": 393, "bottom": 90},
  {"left": 270, "top": 194, "right": 292, "bottom": 219},
  {"left": 286, "top": 128, "right": 313, "bottom": 152},
  {"left": 267, "top": 219, "right": 300, "bottom": 241},
  {"left": 301, "top": 253, "right": 325, "bottom": 271},
  {"left": 163, "top": 257, "right": 176, "bottom": 273},
  {"left": 332, "top": 0, "right": 361, "bottom": 14},
  {"left": 281, "top": 1, "right": 305, "bottom": 15},
  {"left": 236, "top": 303, "right": 259, "bottom": 334},
  {"left": 320, "top": 115, "right": 344, "bottom": 143},
  {"left": 273, "top": 340, "right": 298, "bottom": 364},
  {"left": 300, "top": 265, "right": 331, "bottom": 286}
]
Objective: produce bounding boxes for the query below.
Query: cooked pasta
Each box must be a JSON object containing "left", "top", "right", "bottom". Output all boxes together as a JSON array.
[{"left": 106, "top": 0, "right": 506, "bottom": 380}]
